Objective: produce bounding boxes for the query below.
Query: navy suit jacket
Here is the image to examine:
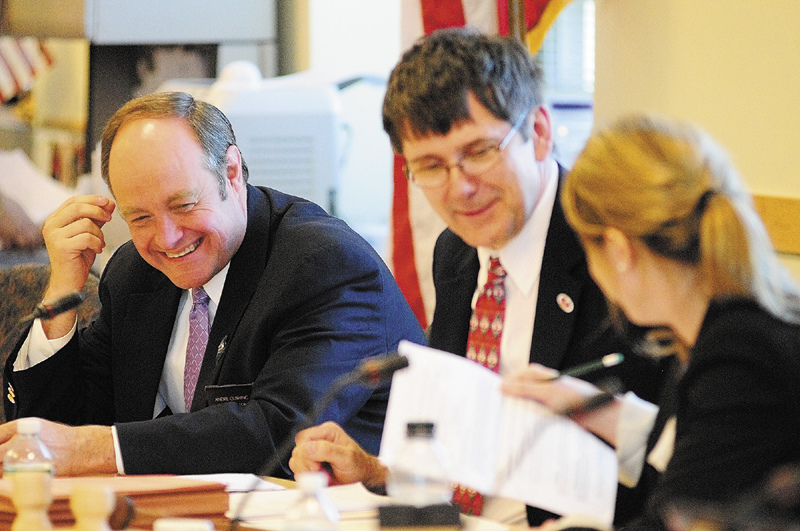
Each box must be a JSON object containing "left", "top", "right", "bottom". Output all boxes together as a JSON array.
[
  {"left": 4, "top": 185, "right": 426, "bottom": 476},
  {"left": 428, "top": 168, "right": 665, "bottom": 526}
]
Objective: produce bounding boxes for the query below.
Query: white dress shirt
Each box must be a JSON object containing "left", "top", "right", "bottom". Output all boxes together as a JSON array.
[
  {"left": 153, "top": 266, "right": 227, "bottom": 418},
  {"left": 473, "top": 158, "right": 558, "bottom": 524},
  {"left": 475, "top": 158, "right": 559, "bottom": 378},
  {"left": 617, "top": 391, "right": 661, "bottom": 486},
  {"left": 470, "top": 161, "right": 663, "bottom": 520}
]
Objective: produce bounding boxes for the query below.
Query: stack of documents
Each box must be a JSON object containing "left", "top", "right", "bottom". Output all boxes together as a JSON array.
[{"left": 379, "top": 341, "right": 619, "bottom": 526}]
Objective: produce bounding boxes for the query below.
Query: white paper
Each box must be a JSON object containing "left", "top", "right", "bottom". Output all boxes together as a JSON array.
[
  {"left": 180, "top": 473, "right": 285, "bottom": 492},
  {"left": 228, "top": 482, "right": 390, "bottom": 528},
  {"left": 230, "top": 483, "right": 515, "bottom": 531},
  {"left": 379, "top": 341, "right": 618, "bottom": 526}
]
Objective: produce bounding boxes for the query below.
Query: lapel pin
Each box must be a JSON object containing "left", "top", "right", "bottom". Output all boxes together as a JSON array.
[
  {"left": 216, "top": 336, "right": 228, "bottom": 364},
  {"left": 557, "top": 293, "right": 574, "bottom": 313}
]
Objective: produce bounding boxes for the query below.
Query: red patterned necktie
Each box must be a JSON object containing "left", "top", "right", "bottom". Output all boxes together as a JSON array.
[
  {"left": 184, "top": 287, "right": 210, "bottom": 413},
  {"left": 453, "top": 257, "right": 507, "bottom": 516}
]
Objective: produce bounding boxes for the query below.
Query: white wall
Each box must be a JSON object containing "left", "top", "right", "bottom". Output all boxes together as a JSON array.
[
  {"left": 305, "top": 0, "right": 402, "bottom": 257},
  {"left": 594, "top": 0, "right": 800, "bottom": 278},
  {"left": 308, "top": 0, "right": 401, "bottom": 76}
]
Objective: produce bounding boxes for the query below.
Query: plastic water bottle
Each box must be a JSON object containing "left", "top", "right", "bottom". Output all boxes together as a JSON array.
[
  {"left": 284, "top": 471, "right": 339, "bottom": 531},
  {"left": 4, "top": 417, "right": 54, "bottom": 475},
  {"left": 5, "top": 417, "right": 54, "bottom": 531},
  {"left": 386, "top": 422, "right": 453, "bottom": 507}
]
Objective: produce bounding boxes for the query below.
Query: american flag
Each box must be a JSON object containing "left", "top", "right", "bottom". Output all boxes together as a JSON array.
[{"left": 0, "top": 36, "right": 52, "bottom": 104}]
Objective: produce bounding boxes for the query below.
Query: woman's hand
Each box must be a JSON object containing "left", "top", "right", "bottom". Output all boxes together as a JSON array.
[{"left": 501, "top": 364, "right": 623, "bottom": 446}]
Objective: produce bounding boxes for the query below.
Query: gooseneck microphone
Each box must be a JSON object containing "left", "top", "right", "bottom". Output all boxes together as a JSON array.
[
  {"left": 19, "top": 290, "right": 86, "bottom": 324},
  {"left": 228, "top": 352, "right": 410, "bottom": 531},
  {"left": 351, "top": 353, "right": 410, "bottom": 387}
]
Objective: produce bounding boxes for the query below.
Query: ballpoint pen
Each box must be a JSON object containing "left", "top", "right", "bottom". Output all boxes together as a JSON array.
[
  {"left": 544, "top": 352, "right": 624, "bottom": 381},
  {"left": 560, "top": 391, "right": 615, "bottom": 418},
  {"left": 559, "top": 376, "right": 623, "bottom": 418}
]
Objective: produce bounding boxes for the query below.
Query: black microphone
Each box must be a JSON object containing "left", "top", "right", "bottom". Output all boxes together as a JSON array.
[
  {"left": 19, "top": 290, "right": 86, "bottom": 324},
  {"left": 228, "top": 352, "right": 410, "bottom": 530}
]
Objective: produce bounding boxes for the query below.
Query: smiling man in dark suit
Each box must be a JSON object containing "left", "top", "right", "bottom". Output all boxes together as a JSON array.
[
  {"left": 0, "top": 91, "right": 425, "bottom": 477},
  {"left": 289, "top": 27, "right": 666, "bottom": 526}
]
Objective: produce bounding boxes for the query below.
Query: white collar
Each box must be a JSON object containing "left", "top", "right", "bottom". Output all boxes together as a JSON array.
[
  {"left": 195, "top": 262, "right": 230, "bottom": 307},
  {"left": 477, "top": 158, "right": 559, "bottom": 296}
]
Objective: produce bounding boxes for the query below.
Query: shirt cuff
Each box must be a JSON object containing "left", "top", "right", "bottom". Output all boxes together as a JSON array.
[
  {"left": 13, "top": 318, "right": 77, "bottom": 371},
  {"left": 647, "top": 416, "right": 676, "bottom": 473},
  {"left": 616, "top": 391, "right": 658, "bottom": 487},
  {"left": 111, "top": 425, "right": 126, "bottom": 475}
]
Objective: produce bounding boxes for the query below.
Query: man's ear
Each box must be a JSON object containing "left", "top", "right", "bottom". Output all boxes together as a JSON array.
[
  {"left": 603, "top": 227, "right": 634, "bottom": 273},
  {"left": 225, "top": 145, "right": 245, "bottom": 187},
  {"left": 223, "top": 145, "right": 248, "bottom": 208},
  {"left": 532, "top": 106, "right": 553, "bottom": 162}
]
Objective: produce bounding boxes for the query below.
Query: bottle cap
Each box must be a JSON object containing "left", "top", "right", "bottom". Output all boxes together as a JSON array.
[
  {"left": 16, "top": 417, "right": 41, "bottom": 435},
  {"left": 295, "top": 471, "right": 329, "bottom": 493},
  {"left": 406, "top": 422, "right": 434, "bottom": 438}
]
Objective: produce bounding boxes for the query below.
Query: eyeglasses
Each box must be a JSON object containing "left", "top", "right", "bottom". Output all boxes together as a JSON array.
[{"left": 404, "top": 109, "right": 531, "bottom": 189}]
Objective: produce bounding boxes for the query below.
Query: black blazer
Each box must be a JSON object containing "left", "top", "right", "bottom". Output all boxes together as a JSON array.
[
  {"left": 427, "top": 168, "right": 666, "bottom": 526},
  {"left": 5, "top": 185, "right": 426, "bottom": 476},
  {"left": 626, "top": 298, "right": 800, "bottom": 531}
]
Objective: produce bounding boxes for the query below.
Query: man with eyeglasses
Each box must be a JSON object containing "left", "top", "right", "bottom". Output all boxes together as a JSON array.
[{"left": 289, "top": 27, "right": 666, "bottom": 527}]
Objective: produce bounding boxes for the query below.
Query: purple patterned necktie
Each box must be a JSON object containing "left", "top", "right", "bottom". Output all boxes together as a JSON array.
[{"left": 184, "top": 287, "right": 210, "bottom": 413}]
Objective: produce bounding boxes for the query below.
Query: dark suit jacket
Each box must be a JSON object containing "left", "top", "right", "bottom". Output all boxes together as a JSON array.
[
  {"left": 4, "top": 185, "right": 426, "bottom": 476},
  {"left": 428, "top": 168, "right": 665, "bottom": 526},
  {"left": 624, "top": 298, "right": 800, "bottom": 530}
]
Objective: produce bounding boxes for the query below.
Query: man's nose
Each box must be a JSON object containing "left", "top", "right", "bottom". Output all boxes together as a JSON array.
[
  {"left": 154, "top": 216, "right": 183, "bottom": 249},
  {"left": 447, "top": 164, "right": 479, "bottom": 196}
]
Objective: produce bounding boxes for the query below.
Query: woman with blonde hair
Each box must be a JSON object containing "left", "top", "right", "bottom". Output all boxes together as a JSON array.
[{"left": 502, "top": 114, "right": 800, "bottom": 530}]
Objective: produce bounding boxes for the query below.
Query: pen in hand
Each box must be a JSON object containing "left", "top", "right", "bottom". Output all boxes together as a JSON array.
[
  {"left": 545, "top": 353, "right": 624, "bottom": 381},
  {"left": 560, "top": 391, "right": 615, "bottom": 418},
  {"left": 559, "top": 376, "right": 623, "bottom": 418}
]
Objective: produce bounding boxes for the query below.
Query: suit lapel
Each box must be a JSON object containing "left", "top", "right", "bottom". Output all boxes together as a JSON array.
[
  {"left": 429, "top": 233, "right": 479, "bottom": 357},
  {"left": 529, "top": 168, "right": 588, "bottom": 369},
  {"left": 193, "top": 185, "right": 272, "bottom": 407},
  {"left": 117, "top": 275, "right": 182, "bottom": 422}
]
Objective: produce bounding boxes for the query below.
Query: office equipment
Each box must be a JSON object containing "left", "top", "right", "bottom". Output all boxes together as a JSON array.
[
  {"left": 158, "top": 63, "right": 395, "bottom": 258},
  {"left": 160, "top": 64, "right": 345, "bottom": 214}
]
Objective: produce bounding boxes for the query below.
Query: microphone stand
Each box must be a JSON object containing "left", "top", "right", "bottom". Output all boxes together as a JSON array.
[
  {"left": 4, "top": 290, "right": 86, "bottom": 421},
  {"left": 228, "top": 353, "right": 408, "bottom": 531},
  {"left": 18, "top": 290, "right": 86, "bottom": 324}
]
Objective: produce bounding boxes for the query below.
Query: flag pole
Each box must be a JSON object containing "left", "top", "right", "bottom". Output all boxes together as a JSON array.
[{"left": 506, "top": 0, "right": 526, "bottom": 43}]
